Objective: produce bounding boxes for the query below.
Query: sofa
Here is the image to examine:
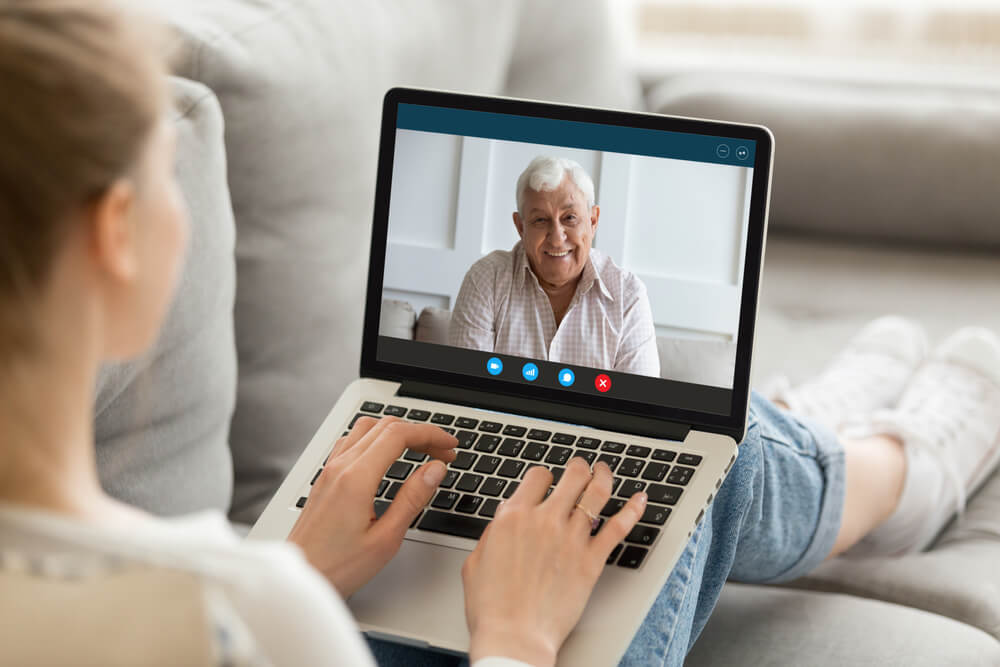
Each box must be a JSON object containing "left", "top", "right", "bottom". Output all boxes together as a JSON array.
[{"left": 100, "top": 1, "right": 1000, "bottom": 663}]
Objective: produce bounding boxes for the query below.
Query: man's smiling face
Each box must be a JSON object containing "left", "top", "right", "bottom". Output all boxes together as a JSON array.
[{"left": 514, "top": 176, "right": 599, "bottom": 291}]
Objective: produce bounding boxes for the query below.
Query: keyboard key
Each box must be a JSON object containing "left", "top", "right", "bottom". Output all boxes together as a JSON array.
[
  {"left": 296, "top": 496, "right": 307, "bottom": 509},
  {"left": 601, "top": 441, "right": 626, "bottom": 453},
  {"left": 576, "top": 437, "right": 601, "bottom": 450},
  {"left": 455, "top": 417, "right": 479, "bottom": 429},
  {"left": 418, "top": 509, "right": 489, "bottom": 540},
  {"left": 601, "top": 498, "right": 626, "bottom": 517},
  {"left": 502, "top": 425, "right": 527, "bottom": 437},
  {"left": 456, "top": 473, "right": 484, "bottom": 493},
  {"left": 442, "top": 427, "right": 456, "bottom": 435},
  {"left": 626, "top": 525, "right": 660, "bottom": 546},
  {"left": 439, "top": 470, "right": 460, "bottom": 489},
  {"left": 596, "top": 453, "right": 621, "bottom": 471},
  {"left": 498, "top": 438, "right": 525, "bottom": 457},
  {"left": 550, "top": 467, "right": 565, "bottom": 485},
  {"left": 607, "top": 543, "right": 623, "bottom": 564},
  {"left": 385, "top": 481, "right": 404, "bottom": 500},
  {"left": 618, "top": 545, "right": 648, "bottom": 569},
  {"left": 522, "top": 442, "right": 549, "bottom": 461},
  {"left": 678, "top": 453, "right": 703, "bottom": 466},
  {"left": 455, "top": 494, "right": 484, "bottom": 514},
  {"left": 361, "top": 401, "right": 384, "bottom": 413},
  {"left": 480, "top": 477, "right": 506, "bottom": 497},
  {"left": 626, "top": 445, "right": 651, "bottom": 458},
  {"left": 617, "top": 479, "right": 647, "bottom": 499},
  {"left": 403, "top": 449, "right": 428, "bottom": 462},
  {"left": 498, "top": 459, "right": 525, "bottom": 478},
  {"left": 526, "top": 429, "right": 552, "bottom": 441},
  {"left": 311, "top": 469, "right": 321, "bottom": 485},
  {"left": 407, "top": 409, "right": 431, "bottom": 422},
  {"left": 480, "top": 498, "right": 502, "bottom": 518},
  {"left": 652, "top": 449, "right": 677, "bottom": 462},
  {"left": 642, "top": 462, "right": 670, "bottom": 482},
  {"left": 376, "top": 479, "right": 389, "bottom": 497},
  {"left": 474, "top": 434, "right": 501, "bottom": 453},
  {"left": 573, "top": 450, "right": 597, "bottom": 465},
  {"left": 646, "top": 484, "right": 683, "bottom": 505},
  {"left": 455, "top": 430, "right": 477, "bottom": 449},
  {"left": 431, "top": 413, "right": 455, "bottom": 425},
  {"left": 552, "top": 433, "right": 576, "bottom": 445},
  {"left": 474, "top": 456, "right": 502, "bottom": 475},
  {"left": 641, "top": 505, "right": 671, "bottom": 525},
  {"left": 544, "top": 446, "right": 573, "bottom": 465},
  {"left": 479, "top": 421, "right": 502, "bottom": 433},
  {"left": 503, "top": 481, "right": 520, "bottom": 498},
  {"left": 384, "top": 405, "right": 407, "bottom": 417},
  {"left": 452, "top": 451, "right": 477, "bottom": 470},
  {"left": 618, "top": 458, "right": 645, "bottom": 478},
  {"left": 431, "top": 491, "right": 459, "bottom": 510},
  {"left": 373, "top": 499, "right": 390, "bottom": 519},
  {"left": 386, "top": 461, "right": 413, "bottom": 480},
  {"left": 667, "top": 466, "right": 695, "bottom": 486}
]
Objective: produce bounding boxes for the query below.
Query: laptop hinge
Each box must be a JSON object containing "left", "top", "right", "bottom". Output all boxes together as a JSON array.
[{"left": 397, "top": 381, "right": 690, "bottom": 441}]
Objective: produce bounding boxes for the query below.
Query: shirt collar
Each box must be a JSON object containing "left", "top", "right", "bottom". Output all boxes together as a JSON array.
[{"left": 514, "top": 240, "right": 614, "bottom": 302}]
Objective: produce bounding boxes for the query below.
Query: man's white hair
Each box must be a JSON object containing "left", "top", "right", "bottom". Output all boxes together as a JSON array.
[{"left": 515, "top": 156, "right": 596, "bottom": 216}]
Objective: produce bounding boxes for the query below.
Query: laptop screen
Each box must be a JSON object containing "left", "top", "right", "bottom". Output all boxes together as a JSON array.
[{"left": 363, "top": 89, "right": 771, "bottom": 436}]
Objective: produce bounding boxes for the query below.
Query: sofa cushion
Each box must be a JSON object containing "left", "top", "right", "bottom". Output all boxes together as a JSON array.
[
  {"left": 647, "top": 73, "right": 1000, "bottom": 248},
  {"left": 151, "top": 0, "right": 640, "bottom": 523},
  {"left": 95, "top": 77, "right": 236, "bottom": 516},
  {"left": 686, "top": 583, "right": 1000, "bottom": 666},
  {"left": 378, "top": 300, "right": 416, "bottom": 340}
]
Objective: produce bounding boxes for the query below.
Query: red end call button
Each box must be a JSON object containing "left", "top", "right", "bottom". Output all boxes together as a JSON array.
[{"left": 594, "top": 374, "right": 612, "bottom": 393}]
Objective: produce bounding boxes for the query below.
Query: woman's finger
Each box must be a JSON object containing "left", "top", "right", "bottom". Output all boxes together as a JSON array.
[
  {"left": 503, "top": 464, "right": 552, "bottom": 509},
  {"left": 328, "top": 415, "right": 382, "bottom": 460},
  {"left": 567, "top": 461, "right": 614, "bottom": 533},
  {"left": 543, "top": 456, "right": 594, "bottom": 514},
  {"left": 590, "top": 492, "right": 646, "bottom": 561},
  {"left": 349, "top": 420, "right": 458, "bottom": 495}
]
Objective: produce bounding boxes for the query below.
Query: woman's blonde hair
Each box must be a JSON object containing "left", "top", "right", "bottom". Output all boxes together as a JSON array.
[{"left": 0, "top": 0, "right": 168, "bottom": 357}]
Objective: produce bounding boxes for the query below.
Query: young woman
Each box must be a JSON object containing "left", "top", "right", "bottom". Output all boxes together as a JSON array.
[{"left": 2, "top": 2, "right": 999, "bottom": 666}]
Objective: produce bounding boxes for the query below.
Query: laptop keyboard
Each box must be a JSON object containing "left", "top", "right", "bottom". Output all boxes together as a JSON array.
[{"left": 294, "top": 400, "right": 703, "bottom": 571}]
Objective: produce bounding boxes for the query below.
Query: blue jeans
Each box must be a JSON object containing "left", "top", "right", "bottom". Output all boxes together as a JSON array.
[{"left": 367, "top": 392, "right": 846, "bottom": 666}]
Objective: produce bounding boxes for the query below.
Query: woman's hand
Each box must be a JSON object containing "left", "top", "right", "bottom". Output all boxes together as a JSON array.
[
  {"left": 288, "top": 416, "right": 457, "bottom": 598},
  {"left": 462, "top": 457, "right": 646, "bottom": 666}
]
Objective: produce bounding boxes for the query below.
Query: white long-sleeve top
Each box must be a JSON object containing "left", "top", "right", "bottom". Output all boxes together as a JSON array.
[{"left": 0, "top": 505, "right": 532, "bottom": 667}]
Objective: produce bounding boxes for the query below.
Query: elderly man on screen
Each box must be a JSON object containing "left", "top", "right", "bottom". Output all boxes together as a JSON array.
[{"left": 449, "top": 156, "right": 660, "bottom": 378}]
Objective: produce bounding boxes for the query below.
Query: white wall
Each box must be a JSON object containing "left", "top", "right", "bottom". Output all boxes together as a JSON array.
[{"left": 384, "top": 129, "right": 752, "bottom": 340}]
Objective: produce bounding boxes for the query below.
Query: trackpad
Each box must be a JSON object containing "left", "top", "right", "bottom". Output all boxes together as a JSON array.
[{"left": 349, "top": 537, "right": 471, "bottom": 653}]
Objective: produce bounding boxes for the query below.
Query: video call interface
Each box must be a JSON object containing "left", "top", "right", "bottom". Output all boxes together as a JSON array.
[{"left": 377, "top": 103, "right": 757, "bottom": 417}]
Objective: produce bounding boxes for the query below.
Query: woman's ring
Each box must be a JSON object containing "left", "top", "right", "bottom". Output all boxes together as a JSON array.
[{"left": 575, "top": 502, "right": 601, "bottom": 532}]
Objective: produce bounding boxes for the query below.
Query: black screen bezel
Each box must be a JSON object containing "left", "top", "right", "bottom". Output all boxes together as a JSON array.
[{"left": 361, "top": 87, "right": 772, "bottom": 440}]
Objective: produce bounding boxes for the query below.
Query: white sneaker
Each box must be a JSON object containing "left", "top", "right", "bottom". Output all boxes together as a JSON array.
[
  {"left": 769, "top": 316, "right": 929, "bottom": 431},
  {"left": 843, "top": 327, "right": 1000, "bottom": 557}
]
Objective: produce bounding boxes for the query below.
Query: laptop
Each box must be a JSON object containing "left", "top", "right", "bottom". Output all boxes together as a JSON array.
[{"left": 250, "top": 87, "right": 773, "bottom": 665}]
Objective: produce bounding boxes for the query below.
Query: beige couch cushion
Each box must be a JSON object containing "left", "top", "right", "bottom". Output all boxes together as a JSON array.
[
  {"left": 648, "top": 73, "right": 1000, "bottom": 248},
  {"left": 95, "top": 77, "right": 236, "bottom": 517},
  {"left": 686, "top": 584, "right": 1000, "bottom": 666}
]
